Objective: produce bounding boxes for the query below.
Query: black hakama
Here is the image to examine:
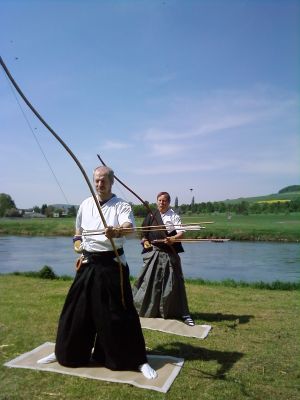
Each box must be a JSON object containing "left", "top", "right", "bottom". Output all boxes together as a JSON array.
[{"left": 55, "top": 252, "right": 147, "bottom": 370}]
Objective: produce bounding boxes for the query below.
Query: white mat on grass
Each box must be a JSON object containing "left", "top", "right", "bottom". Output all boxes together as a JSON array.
[
  {"left": 140, "top": 317, "right": 211, "bottom": 339},
  {"left": 4, "top": 342, "right": 184, "bottom": 393}
]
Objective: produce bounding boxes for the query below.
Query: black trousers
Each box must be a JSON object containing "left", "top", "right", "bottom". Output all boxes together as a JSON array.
[{"left": 55, "top": 252, "right": 147, "bottom": 370}]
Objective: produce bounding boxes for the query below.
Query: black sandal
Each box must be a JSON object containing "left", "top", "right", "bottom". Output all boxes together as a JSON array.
[{"left": 182, "top": 315, "right": 195, "bottom": 326}]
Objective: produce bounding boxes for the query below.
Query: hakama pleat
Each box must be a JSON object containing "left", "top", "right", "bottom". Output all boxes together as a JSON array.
[
  {"left": 132, "top": 249, "right": 190, "bottom": 319},
  {"left": 55, "top": 256, "right": 147, "bottom": 370}
]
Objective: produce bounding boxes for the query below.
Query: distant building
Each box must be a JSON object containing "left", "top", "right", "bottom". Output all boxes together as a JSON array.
[{"left": 23, "top": 211, "right": 46, "bottom": 218}]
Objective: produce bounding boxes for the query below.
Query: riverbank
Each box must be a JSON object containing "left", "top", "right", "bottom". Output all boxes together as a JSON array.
[
  {"left": 0, "top": 212, "right": 299, "bottom": 241},
  {"left": 5, "top": 268, "right": 300, "bottom": 290},
  {"left": 0, "top": 275, "right": 299, "bottom": 399}
]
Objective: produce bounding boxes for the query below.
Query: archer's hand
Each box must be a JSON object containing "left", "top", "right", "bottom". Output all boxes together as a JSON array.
[
  {"left": 141, "top": 239, "right": 153, "bottom": 250},
  {"left": 105, "top": 226, "right": 122, "bottom": 239},
  {"left": 73, "top": 235, "right": 83, "bottom": 253}
]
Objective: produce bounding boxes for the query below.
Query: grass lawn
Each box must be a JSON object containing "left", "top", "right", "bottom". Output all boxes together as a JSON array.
[
  {"left": 0, "top": 275, "right": 299, "bottom": 399},
  {"left": 180, "top": 213, "right": 300, "bottom": 242}
]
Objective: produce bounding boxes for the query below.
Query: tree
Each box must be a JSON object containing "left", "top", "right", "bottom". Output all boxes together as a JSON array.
[
  {"left": 68, "top": 205, "right": 77, "bottom": 217},
  {"left": 289, "top": 198, "right": 300, "bottom": 212},
  {"left": 0, "top": 193, "right": 16, "bottom": 217},
  {"left": 206, "top": 201, "right": 214, "bottom": 213},
  {"left": 218, "top": 202, "right": 226, "bottom": 213},
  {"left": 132, "top": 204, "right": 151, "bottom": 218},
  {"left": 236, "top": 201, "right": 249, "bottom": 215},
  {"left": 4, "top": 207, "right": 20, "bottom": 217},
  {"left": 174, "top": 196, "right": 179, "bottom": 210},
  {"left": 45, "top": 205, "right": 54, "bottom": 217}
]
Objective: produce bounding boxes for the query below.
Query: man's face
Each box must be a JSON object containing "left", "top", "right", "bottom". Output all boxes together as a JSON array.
[
  {"left": 94, "top": 169, "right": 112, "bottom": 198},
  {"left": 157, "top": 195, "right": 170, "bottom": 213}
]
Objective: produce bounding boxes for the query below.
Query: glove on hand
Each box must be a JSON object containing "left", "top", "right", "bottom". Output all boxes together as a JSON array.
[
  {"left": 141, "top": 239, "right": 152, "bottom": 250},
  {"left": 73, "top": 235, "right": 83, "bottom": 253}
]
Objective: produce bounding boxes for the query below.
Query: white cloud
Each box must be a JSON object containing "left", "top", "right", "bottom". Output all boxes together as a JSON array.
[
  {"left": 150, "top": 143, "right": 187, "bottom": 156},
  {"left": 143, "top": 113, "right": 256, "bottom": 141},
  {"left": 141, "top": 87, "right": 299, "bottom": 143},
  {"left": 102, "top": 140, "right": 132, "bottom": 150},
  {"left": 148, "top": 72, "right": 177, "bottom": 85},
  {"left": 134, "top": 159, "right": 235, "bottom": 175},
  {"left": 240, "top": 159, "right": 299, "bottom": 175}
]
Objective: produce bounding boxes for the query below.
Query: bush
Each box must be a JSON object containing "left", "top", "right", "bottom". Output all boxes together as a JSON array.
[{"left": 38, "top": 265, "right": 57, "bottom": 280}]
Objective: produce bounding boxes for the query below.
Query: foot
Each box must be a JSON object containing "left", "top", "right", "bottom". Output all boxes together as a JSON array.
[
  {"left": 37, "top": 352, "right": 57, "bottom": 364},
  {"left": 138, "top": 363, "right": 157, "bottom": 379},
  {"left": 182, "top": 315, "right": 195, "bottom": 326}
]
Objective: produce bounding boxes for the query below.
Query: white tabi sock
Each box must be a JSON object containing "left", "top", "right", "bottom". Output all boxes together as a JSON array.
[
  {"left": 37, "top": 352, "right": 57, "bottom": 364},
  {"left": 138, "top": 363, "right": 157, "bottom": 379}
]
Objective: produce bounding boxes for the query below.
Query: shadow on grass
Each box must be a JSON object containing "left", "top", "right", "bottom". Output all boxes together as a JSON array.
[
  {"left": 152, "top": 341, "right": 244, "bottom": 379},
  {"left": 192, "top": 312, "right": 254, "bottom": 327}
]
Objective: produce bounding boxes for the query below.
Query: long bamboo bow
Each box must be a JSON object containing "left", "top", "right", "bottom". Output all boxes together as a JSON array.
[
  {"left": 95, "top": 157, "right": 232, "bottom": 245},
  {"left": 96, "top": 155, "right": 214, "bottom": 238},
  {"left": 97, "top": 154, "right": 156, "bottom": 218},
  {"left": 96, "top": 154, "right": 204, "bottom": 261},
  {"left": 96, "top": 154, "right": 183, "bottom": 260},
  {"left": 0, "top": 56, "right": 126, "bottom": 308}
]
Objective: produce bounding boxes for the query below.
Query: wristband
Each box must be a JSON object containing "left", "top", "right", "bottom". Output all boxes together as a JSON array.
[{"left": 73, "top": 235, "right": 83, "bottom": 254}]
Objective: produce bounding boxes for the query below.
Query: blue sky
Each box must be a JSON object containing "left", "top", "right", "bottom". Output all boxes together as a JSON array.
[{"left": 1, "top": 0, "right": 299, "bottom": 208}]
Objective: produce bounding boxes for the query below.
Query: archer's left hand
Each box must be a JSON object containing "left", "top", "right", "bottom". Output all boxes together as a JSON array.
[{"left": 105, "top": 226, "right": 122, "bottom": 239}]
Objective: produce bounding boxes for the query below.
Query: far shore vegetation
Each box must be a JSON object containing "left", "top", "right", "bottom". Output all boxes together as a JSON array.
[
  {"left": 0, "top": 185, "right": 299, "bottom": 241},
  {"left": 0, "top": 212, "right": 299, "bottom": 242}
]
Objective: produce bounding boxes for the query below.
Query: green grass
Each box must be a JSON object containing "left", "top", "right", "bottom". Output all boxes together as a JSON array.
[
  {"left": 0, "top": 217, "right": 75, "bottom": 236},
  {"left": 0, "top": 275, "right": 299, "bottom": 400},
  {"left": 180, "top": 213, "right": 300, "bottom": 242},
  {"left": 1, "top": 212, "right": 300, "bottom": 241}
]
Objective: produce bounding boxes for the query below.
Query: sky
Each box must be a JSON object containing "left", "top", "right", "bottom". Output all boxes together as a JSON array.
[{"left": 0, "top": 0, "right": 299, "bottom": 209}]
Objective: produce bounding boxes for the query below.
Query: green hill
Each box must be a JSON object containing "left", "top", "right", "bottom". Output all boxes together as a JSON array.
[
  {"left": 279, "top": 185, "right": 300, "bottom": 193},
  {"left": 223, "top": 185, "right": 300, "bottom": 204}
]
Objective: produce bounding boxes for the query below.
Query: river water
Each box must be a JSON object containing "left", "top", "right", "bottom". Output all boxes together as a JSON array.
[{"left": 0, "top": 236, "right": 299, "bottom": 283}]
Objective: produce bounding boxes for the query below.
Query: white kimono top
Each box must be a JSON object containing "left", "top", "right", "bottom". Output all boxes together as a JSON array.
[{"left": 76, "top": 195, "right": 135, "bottom": 252}]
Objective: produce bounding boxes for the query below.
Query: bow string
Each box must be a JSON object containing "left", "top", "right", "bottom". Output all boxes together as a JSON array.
[{"left": 0, "top": 56, "right": 126, "bottom": 308}]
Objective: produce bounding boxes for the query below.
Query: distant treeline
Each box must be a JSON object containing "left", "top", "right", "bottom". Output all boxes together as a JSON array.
[
  {"left": 1, "top": 185, "right": 299, "bottom": 219},
  {"left": 132, "top": 198, "right": 300, "bottom": 218}
]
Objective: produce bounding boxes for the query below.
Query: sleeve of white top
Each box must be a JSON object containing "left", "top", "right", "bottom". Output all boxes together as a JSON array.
[
  {"left": 117, "top": 201, "right": 136, "bottom": 227},
  {"left": 75, "top": 204, "right": 83, "bottom": 232},
  {"left": 173, "top": 212, "right": 185, "bottom": 232}
]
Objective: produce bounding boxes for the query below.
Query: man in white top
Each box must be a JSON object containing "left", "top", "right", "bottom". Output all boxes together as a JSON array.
[
  {"left": 38, "top": 166, "right": 157, "bottom": 380},
  {"left": 133, "top": 192, "right": 194, "bottom": 326}
]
